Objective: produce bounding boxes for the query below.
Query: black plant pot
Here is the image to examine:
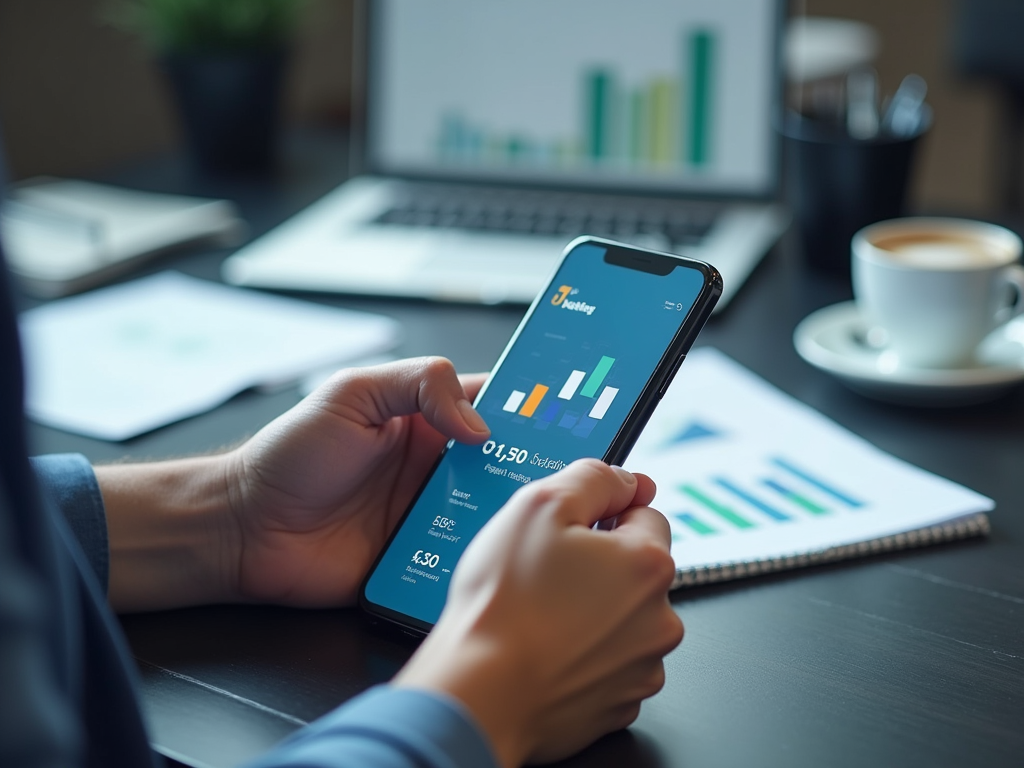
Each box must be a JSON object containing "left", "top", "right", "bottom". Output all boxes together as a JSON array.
[{"left": 161, "top": 49, "right": 287, "bottom": 173}]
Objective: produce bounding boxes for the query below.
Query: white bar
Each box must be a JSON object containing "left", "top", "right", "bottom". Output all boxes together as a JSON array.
[
  {"left": 588, "top": 387, "right": 619, "bottom": 420},
  {"left": 503, "top": 390, "right": 527, "bottom": 412},
  {"left": 558, "top": 370, "right": 587, "bottom": 400}
]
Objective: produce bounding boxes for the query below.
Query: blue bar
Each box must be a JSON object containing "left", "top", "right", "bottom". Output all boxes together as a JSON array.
[
  {"left": 771, "top": 457, "right": 865, "bottom": 508},
  {"left": 571, "top": 417, "right": 598, "bottom": 438},
  {"left": 715, "top": 478, "right": 790, "bottom": 522},
  {"left": 557, "top": 413, "right": 579, "bottom": 429},
  {"left": 539, "top": 401, "right": 561, "bottom": 423}
]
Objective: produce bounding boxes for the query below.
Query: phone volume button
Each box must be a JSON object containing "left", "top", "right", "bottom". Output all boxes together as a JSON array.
[{"left": 659, "top": 355, "right": 686, "bottom": 396}]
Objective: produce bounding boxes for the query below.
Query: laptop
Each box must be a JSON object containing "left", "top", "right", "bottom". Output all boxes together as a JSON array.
[{"left": 223, "top": 0, "right": 788, "bottom": 310}]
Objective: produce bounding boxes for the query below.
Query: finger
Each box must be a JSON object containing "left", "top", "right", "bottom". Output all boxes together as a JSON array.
[
  {"left": 459, "top": 373, "right": 488, "bottom": 402},
  {"left": 342, "top": 357, "right": 490, "bottom": 442},
  {"left": 622, "top": 470, "right": 656, "bottom": 508},
  {"left": 515, "top": 459, "right": 642, "bottom": 529},
  {"left": 608, "top": 505, "right": 672, "bottom": 550}
]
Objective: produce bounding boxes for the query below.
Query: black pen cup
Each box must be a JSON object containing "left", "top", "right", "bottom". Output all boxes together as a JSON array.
[{"left": 780, "top": 111, "right": 929, "bottom": 281}]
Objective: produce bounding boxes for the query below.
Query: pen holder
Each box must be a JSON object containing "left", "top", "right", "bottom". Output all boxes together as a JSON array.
[{"left": 780, "top": 111, "right": 930, "bottom": 281}]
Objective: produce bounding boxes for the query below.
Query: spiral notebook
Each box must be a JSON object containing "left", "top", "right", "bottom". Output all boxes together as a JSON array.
[{"left": 625, "top": 349, "right": 993, "bottom": 589}]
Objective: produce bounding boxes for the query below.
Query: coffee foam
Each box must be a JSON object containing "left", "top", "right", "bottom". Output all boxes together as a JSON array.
[{"left": 871, "top": 231, "right": 1016, "bottom": 269}]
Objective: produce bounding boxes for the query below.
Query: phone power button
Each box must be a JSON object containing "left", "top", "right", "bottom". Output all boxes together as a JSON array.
[{"left": 659, "top": 355, "right": 686, "bottom": 396}]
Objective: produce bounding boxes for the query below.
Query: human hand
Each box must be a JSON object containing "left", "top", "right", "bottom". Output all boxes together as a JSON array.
[
  {"left": 223, "top": 357, "right": 489, "bottom": 606},
  {"left": 394, "top": 459, "right": 683, "bottom": 767}
]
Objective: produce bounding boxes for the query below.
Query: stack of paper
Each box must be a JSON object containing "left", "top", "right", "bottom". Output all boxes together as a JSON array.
[
  {"left": 2, "top": 179, "right": 244, "bottom": 297},
  {"left": 20, "top": 272, "right": 401, "bottom": 440},
  {"left": 625, "top": 349, "right": 993, "bottom": 587}
]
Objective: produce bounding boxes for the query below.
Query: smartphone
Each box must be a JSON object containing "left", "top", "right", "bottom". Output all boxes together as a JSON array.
[{"left": 360, "top": 238, "right": 722, "bottom": 633}]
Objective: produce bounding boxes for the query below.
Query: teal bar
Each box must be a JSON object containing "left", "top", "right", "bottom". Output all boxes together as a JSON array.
[
  {"left": 581, "top": 356, "right": 615, "bottom": 398},
  {"left": 586, "top": 69, "right": 611, "bottom": 160},
  {"left": 630, "top": 88, "right": 645, "bottom": 163},
  {"left": 682, "top": 484, "right": 755, "bottom": 530},
  {"left": 675, "top": 512, "right": 717, "bottom": 536},
  {"left": 689, "top": 30, "right": 714, "bottom": 166}
]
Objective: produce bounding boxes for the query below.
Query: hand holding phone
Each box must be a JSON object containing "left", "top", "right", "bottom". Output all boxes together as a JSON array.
[{"left": 394, "top": 459, "right": 682, "bottom": 767}]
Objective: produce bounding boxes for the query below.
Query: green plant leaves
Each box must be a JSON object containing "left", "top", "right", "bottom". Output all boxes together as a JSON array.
[{"left": 107, "top": 0, "right": 306, "bottom": 53}]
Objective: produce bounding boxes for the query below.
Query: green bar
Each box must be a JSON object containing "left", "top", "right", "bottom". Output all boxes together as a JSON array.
[
  {"left": 650, "top": 78, "right": 676, "bottom": 166},
  {"left": 682, "top": 485, "right": 754, "bottom": 529},
  {"left": 581, "top": 356, "right": 615, "bottom": 397},
  {"left": 676, "top": 512, "right": 717, "bottom": 536},
  {"left": 630, "top": 88, "right": 646, "bottom": 163},
  {"left": 785, "top": 491, "right": 828, "bottom": 515},
  {"left": 689, "top": 30, "right": 714, "bottom": 166},
  {"left": 586, "top": 69, "right": 611, "bottom": 160}
]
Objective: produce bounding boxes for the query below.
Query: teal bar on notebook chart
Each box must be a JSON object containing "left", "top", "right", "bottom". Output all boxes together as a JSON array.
[
  {"left": 714, "top": 477, "right": 790, "bottom": 522},
  {"left": 762, "top": 479, "right": 829, "bottom": 515},
  {"left": 681, "top": 484, "right": 755, "bottom": 529},
  {"left": 675, "top": 512, "right": 717, "bottom": 536}
]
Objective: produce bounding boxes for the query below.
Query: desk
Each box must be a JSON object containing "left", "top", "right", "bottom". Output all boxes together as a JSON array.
[{"left": 27, "top": 132, "right": 1024, "bottom": 768}]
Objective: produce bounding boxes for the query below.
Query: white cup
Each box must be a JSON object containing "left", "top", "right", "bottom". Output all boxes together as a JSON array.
[{"left": 852, "top": 217, "right": 1024, "bottom": 368}]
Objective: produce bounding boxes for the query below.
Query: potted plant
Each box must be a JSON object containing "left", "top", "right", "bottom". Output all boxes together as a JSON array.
[{"left": 110, "top": 0, "right": 307, "bottom": 172}]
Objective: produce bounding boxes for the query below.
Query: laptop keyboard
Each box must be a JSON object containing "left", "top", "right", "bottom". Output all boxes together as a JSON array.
[{"left": 370, "top": 184, "right": 719, "bottom": 247}]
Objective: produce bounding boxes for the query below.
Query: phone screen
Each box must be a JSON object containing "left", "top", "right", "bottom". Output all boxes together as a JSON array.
[{"left": 362, "top": 241, "right": 713, "bottom": 628}]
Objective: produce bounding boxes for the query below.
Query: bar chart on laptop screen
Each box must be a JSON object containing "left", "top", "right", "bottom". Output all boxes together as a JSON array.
[
  {"left": 437, "top": 30, "right": 717, "bottom": 172},
  {"left": 375, "top": 0, "right": 777, "bottom": 192}
]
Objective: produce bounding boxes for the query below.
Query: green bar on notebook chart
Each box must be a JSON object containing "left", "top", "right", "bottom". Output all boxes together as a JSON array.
[
  {"left": 581, "top": 355, "right": 616, "bottom": 397},
  {"left": 688, "top": 30, "right": 714, "bottom": 166},
  {"left": 763, "top": 479, "right": 829, "bottom": 515},
  {"left": 681, "top": 484, "right": 754, "bottom": 529},
  {"left": 675, "top": 512, "right": 717, "bottom": 536}
]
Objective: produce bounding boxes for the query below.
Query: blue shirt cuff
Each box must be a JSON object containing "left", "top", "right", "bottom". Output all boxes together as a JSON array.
[
  {"left": 30, "top": 453, "right": 108, "bottom": 592},
  {"left": 247, "top": 685, "right": 499, "bottom": 768}
]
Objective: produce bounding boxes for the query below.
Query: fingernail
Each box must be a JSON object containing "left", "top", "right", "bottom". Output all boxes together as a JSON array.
[
  {"left": 612, "top": 466, "right": 636, "bottom": 484},
  {"left": 457, "top": 399, "right": 489, "bottom": 433}
]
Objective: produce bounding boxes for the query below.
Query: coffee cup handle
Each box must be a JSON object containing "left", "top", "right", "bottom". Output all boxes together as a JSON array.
[{"left": 996, "top": 264, "right": 1024, "bottom": 326}]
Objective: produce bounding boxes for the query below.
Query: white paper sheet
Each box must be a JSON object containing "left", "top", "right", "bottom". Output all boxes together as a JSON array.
[
  {"left": 21, "top": 272, "right": 401, "bottom": 440},
  {"left": 625, "top": 348, "right": 994, "bottom": 575}
]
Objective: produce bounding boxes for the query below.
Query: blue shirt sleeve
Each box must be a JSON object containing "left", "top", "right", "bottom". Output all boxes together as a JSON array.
[
  {"left": 30, "top": 454, "right": 109, "bottom": 592},
  {"left": 246, "top": 685, "right": 499, "bottom": 768}
]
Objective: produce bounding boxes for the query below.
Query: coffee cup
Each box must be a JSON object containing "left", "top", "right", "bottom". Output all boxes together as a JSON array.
[{"left": 851, "top": 218, "right": 1024, "bottom": 369}]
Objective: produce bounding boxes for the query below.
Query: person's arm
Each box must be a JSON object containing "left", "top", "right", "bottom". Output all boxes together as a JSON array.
[
  {"left": 0, "top": 482, "right": 83, "bottom": 768},
  {"left": 247, "top": 686, "right": 497, "bottom": 768},
  {"left": 31, "top": 453, "right": 109, "bottom": 589}
]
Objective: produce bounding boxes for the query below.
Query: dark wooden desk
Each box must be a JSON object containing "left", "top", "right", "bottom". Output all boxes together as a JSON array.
[{"left": 27, "top": 132, "right": 1024, "bottom": 768}]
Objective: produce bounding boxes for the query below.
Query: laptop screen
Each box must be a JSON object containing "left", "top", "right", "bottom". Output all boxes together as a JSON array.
[{"left": 366, "top": 0, "right": 782, "bottom": 198}]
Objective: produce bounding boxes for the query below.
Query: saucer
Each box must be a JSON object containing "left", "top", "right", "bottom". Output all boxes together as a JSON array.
[{"left": 793, "top": 301, "right": 1024, "bottom": 406}]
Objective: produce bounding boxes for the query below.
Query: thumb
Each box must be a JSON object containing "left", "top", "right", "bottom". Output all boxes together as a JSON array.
[{"left": 337, "top": 357, "right": 490, "bottom": 443}]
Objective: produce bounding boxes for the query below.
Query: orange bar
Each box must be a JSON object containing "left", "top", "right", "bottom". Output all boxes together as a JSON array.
[{"left": 518, "top": 384, "right": 549, "bottom": 418}]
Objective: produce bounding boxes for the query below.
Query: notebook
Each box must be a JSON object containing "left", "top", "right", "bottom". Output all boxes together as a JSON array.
[
  {"left": 624, "top": 348, "right": 993, "bottom": 588},
  {"left": 222, "top": 0, "right": 788, "bottom": 311},
  {"left": 2, "top": 179, "right": 244, "bottom": 297}
]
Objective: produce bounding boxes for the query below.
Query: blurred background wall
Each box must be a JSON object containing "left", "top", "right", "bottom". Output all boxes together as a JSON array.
[
  {"left": 0, "top": 0, "right": 1009, "bottom": 214},
  {"left": 0, "top": 0, "right": 352, "bottom": 179}
]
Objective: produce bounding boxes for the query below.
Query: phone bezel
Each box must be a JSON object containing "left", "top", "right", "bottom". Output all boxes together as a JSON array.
[{"left": 359, "top": 237, "right": 722, "bottom": 634}]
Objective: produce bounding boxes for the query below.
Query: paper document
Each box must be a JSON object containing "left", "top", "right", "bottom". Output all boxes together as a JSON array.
[
  {"left": 625, "top": 349, "right": 993, "bottom": 584},
  {"left": 21, "top": 272, "right": 401, "bottom": 440}
]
